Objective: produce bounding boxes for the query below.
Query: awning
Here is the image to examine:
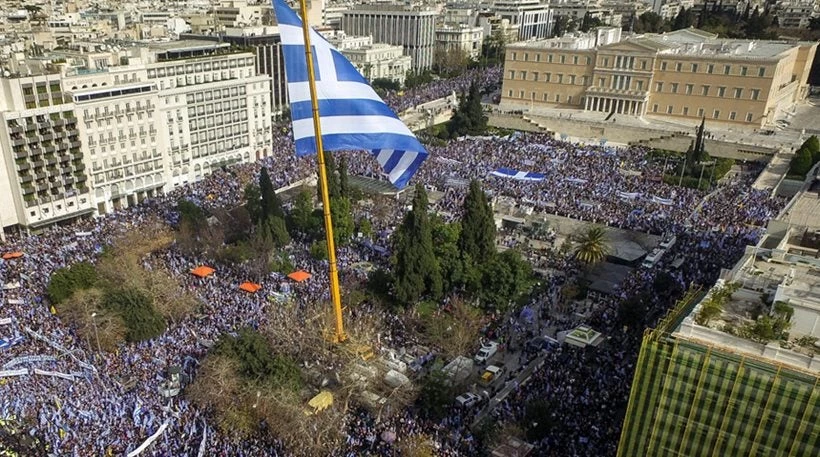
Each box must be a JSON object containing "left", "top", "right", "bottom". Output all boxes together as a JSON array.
[
  {"left": 2, "top": 252, "right": 23, "bottom": 260},
  {"left": 287, "top": 270, "right": 311, "bottom": 282},
  {"left": 239, "top": 282, "right": 262, "bottom": 293},
  {"left": 190, "top": 266, "right": 215, "bottom": 278}
]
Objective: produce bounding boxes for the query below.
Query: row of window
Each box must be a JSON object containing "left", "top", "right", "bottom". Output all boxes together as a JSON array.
[
  {"left": 507, "top": 89, "right": 574, "bottom": 104},
  {"left": 508, "top": 70, "right": 587, "bottom": 85},
  {"left": 146, "top": 58, "right": 254, "bottom": 79},
  {"left": 508, "top": 51, "right": 769, "bottom": 78},
  {"left": 655, "top": 82, "right": 761, "bottom": 100},
  {"left": 659, "top": 61, "right": 766, "bottom": 77},
  {"left": 507, "top": 70, "right": 763, "bottom": 100},
  {"left": 651, "top": 104, "right": 755, "bottom": 122},
  {"left": 186, "top": 87, "right": 247, "bottom": 104},
  {"left": 186, "top": 99, "right": 248, "bottom": 118},
  {"left": 190, "top": 124, "right": 248, "bottom": 145},
  {"left": 510, "top": 51, "right": 592, "bottom": 66}
]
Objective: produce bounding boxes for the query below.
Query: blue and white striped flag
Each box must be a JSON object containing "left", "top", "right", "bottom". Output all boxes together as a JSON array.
[
  {"left": 489, "top": 168, "right": 546, "bottom": 181},
  {"left": 272, "top": 0, "right": 428, "bottom": 189}
]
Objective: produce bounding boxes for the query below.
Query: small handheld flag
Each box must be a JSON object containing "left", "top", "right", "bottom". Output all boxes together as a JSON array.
[{"left": 272, "top": 0, "right": 428, "bottom": 189}]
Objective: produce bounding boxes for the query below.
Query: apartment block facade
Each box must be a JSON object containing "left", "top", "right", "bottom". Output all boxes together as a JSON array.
[
  {"left": 341, "top": 6, "right": 437, "bottom": 71},
  {"left": 0, "top": 74, "right": 91, "bottom": 230},
  {"left": 501, "top": 28, "right": 818, "bottom": 128},
  {"left": 0, "top": 41, "right": 272, "bottom": 233}
]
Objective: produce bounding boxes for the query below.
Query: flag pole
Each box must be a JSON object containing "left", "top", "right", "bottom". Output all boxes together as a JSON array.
[{"left": 297, "top": 0, "right": 346, "bottom": 343}]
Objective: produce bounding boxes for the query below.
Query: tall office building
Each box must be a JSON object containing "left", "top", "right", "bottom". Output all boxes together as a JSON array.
[
  {"left": 0, "top": 40, "right": 272, "bottom": 233},
  {"left": 492, "top": 0, "right": 555, "bottom": 40},
  {"left": 618, "top": 190, "right": 820, "bottom": 456},
  {"left": 341, "top": 5, "right": 437, "bottom": 71}
]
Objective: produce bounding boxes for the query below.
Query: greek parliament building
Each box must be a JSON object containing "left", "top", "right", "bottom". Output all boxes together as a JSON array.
[
  {"left": 500, "top": 27, "right": 817, "bottom": 128},
  {"left": 0, "top": 40, "right": 272, "bottom": 236},
  {"left": 341, "top": 5, "right": 436, "bottom": 71},
  {"left": 619, "top": 188, "right": 820, "bottom": 456}
]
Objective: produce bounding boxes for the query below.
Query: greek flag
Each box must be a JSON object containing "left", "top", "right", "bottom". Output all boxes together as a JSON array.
[
  {"left": 489, "top": 168, "right": 545, "bottom": 181},
  {"left": 272, "top": 0, "right": 428, "bottom": 189}
]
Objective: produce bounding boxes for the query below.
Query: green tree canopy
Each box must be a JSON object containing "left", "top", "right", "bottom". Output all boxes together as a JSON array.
[
  {"left": 392, "top": 184, "right": 442, "bottom": 305},
  {"left": 214, "top": 328, "right": 302, "bottom": 390},
  {"left": 446, "top": 81, "right": 488, "bottom": 138},
  {"left": 789, "top": 147, "right": 814, "bottom": 176},
  {"left": 572, "top": 226, "right": 609, "bottom": 264},
  {"left": 458, "top": 180, "right": 496, "bottom": 263},
  {"left": 477, "top": 249, "right": 532, "bottom": 311},
  {"left": 287, "top": 190, "right": 318, "bottom": 237},
  {"left": 244, "top": 183, "right": 262, "bottom": 223},
  {"left": 48, "top": 262, "right": 98, "bottom": 304},
  {"left": 102, "top": 288, "right": 166, "bottom": 342},
  {"left": 259, "top": 167, "right": 284, "bottom": 220}
]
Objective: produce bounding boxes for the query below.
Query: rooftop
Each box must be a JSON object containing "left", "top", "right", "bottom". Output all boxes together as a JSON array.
[{"left": 673, "top": 191, "right": 820, "bottom": 372}]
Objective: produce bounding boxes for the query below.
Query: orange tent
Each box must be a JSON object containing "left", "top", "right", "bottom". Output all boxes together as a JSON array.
[
  {"left": 239, "top": 282, "right": 262, "bottom": 293},
  {"left": 2, "top": 252, "right": 23, "bottom": 260},
  {"left": 190, "top": 266, "right": 215, "bottom": 278},
  {"left": 287, "top": 270, "right": 312, "bottom": 282}
]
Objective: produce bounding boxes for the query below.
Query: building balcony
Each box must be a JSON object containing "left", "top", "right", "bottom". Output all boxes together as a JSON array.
[
  {"left": 19, "top": 174, "right": 33, "bottom": 184},
  {"left": 16, "top": 161, "right": 30, "bottom": 172},
  {"left": 12, "top": 138, "right": 26, "bottom": 147},
  {"left": 14, "top": 150, "right": 27, "bottom": 159},
  {"left": 32, "top": 160, "right": 45, "bottom": 168}
]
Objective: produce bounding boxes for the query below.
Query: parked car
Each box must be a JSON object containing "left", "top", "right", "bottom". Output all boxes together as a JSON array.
[
  {"left": 455, "top": 392, "right": 482, "bottom": 408},
  {"left": 479, "top": 365, "right": 505, "bottom": 386},
  {"left": 526, "top": 336, "right": 559, "bottom": 353},
  {"left": 474, "top": 341, "right": 499, "bottom": 364}
]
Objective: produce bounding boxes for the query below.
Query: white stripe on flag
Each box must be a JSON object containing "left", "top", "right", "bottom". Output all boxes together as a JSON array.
[
  {"left": 287, "top": 81, "right": 382, "bottom": 104},
  {"left": 292, "top": 116, "right": 410, "bottom": 140},
  {"left": 388, "top": 152, "right": 419, "bottom": 184},
  {"left": 376, "top": 150, "right": 394, "bottom": 165}
]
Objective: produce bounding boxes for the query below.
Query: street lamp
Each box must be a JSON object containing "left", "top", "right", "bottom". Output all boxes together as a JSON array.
[{"left": 90, "top": 312, "right": 102, "bottom": 355}]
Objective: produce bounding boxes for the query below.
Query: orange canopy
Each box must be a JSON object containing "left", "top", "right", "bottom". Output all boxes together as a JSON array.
[
  {"left": 287, "top": 270, "right": 312, "bottom": 282},
  {"left": 239, "top": 282, "right": 262, "bottom": 293},
  {"left": 190, "top": 266, "right": 215, "bottom": 278},
  {"left": 2, "top": 252, "right": 23, "bottom": 260}
]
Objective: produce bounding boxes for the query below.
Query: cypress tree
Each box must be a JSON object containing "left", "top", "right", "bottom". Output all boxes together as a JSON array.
[
  {"left": 259, "top": 167, "right": 284, "bottom": 220},
  {"left": 458, "top": 180, "right": 496, "bottom": 262},
  {"left": 392, "top": 184, "right": 442, "bottom": 305},
  {"left": 317, "top": 151, "right": 340, "bottom": 201},
  {"left": 338, "top": 156, "right": 351, "bottom": 199}
]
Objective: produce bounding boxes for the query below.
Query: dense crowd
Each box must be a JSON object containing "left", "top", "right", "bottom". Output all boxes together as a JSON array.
[{"left": 0, "top": 68, "right": 789, "bottom": 456}]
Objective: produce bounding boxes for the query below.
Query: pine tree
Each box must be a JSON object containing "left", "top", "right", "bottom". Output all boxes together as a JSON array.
[
  {"left": 392, "top": 184, "right": 442, "bottom": 305},
  {"left": 259, "top": 167, "right": 284, "bottom": 220},
  {"left": 458, "top": 180, "right": 496, "bottom": 263}
]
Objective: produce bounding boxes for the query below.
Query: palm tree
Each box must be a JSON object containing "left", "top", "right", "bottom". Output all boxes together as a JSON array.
[{"left": 572, "top": 226, "right": 609, "bottom": 264}]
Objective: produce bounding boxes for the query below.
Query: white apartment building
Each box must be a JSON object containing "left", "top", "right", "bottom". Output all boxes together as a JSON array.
[
  {"left": 0, "top": 70, "right": 92, "bottom": 231},
  {"left": 342, "top": 42, "right": 413, "bottom": 85},
  {"left": 0, "top": 41, "right": 273, "bottom": 234},
  {"left": 774, "top": 0, "right": 820, "bottom": 29},
  {"left": 436, "top": 24, "right": 484, "bottom": 60}
]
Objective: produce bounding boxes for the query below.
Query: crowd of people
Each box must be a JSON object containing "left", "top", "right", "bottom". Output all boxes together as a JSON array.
[{"left": 0, "top": 67, "right": 790, "bottom": 457}]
